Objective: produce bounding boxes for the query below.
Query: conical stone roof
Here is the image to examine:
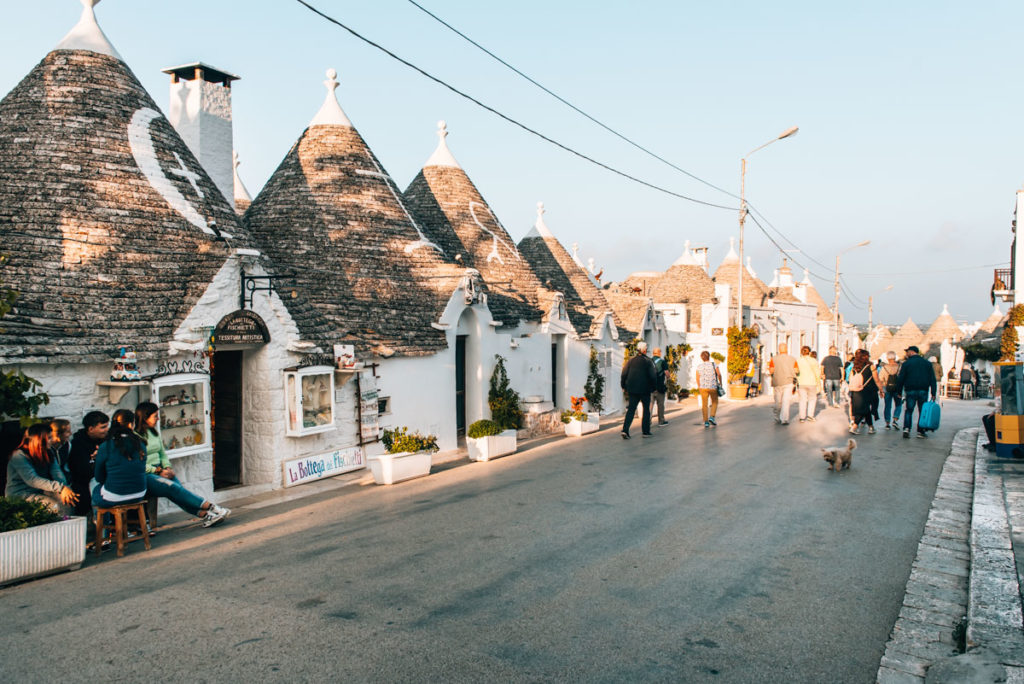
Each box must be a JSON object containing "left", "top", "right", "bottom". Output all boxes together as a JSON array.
[
  {"left": 0, "top": 8, "right": 252, "bottom": 362},
  {"left": 712, "top": 243, "right": 768, "bottom": 309},
  {"left": 244, "top": 70, "right": 465, "bottom": 357},
  {"left": 867, "top": 325, "right": 895, "bottom": 359},
  {"left": 649, "top": 263, "right": 716, "bottom": 331},
  {"left": 922, "top": 305, "right": 962, "bottom": 347},
  {"left": 517, "top": 203, "right": 622, "bottom": 338},
  {"left": 979, "top": 306, "right": 1003, "bottom": 335},
  {"left": 890, "top": 317, "right": 924, "bottom": 352},
  {"left": 403, "top": 121, "right": 542, "bottom": 327}
]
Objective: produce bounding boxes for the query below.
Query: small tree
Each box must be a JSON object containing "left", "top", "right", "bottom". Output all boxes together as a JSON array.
[
  {"left": 488, "top": 354, "right": 522, "bottom": 430},
  {"left": 664, "top": 344, "right": 682, "bottom": 399},
  {"left": 1000, "top": 305, "right": 1024, "bottom": 361},
  {"left": 0, "top": 255, "right": 49, "bottom": 426},
  {"left": 583, "top": 346, "right": 605, "bottom": 413},
  {"left": 726, "top": 326, "right": 758, "bottom": 383}
]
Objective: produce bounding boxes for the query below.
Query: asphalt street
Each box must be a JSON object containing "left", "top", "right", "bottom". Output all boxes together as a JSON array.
[{"left": 0, "top": 396, "right": 991, "bottom": 683}]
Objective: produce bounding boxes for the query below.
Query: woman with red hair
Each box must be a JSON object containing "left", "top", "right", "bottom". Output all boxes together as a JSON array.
[{"left": 5, "top": 422, "right": 79, "bottom": 515}]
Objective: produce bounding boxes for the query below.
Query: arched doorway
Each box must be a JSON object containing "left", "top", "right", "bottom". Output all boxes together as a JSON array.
[{"left": 455, "top": 308, "right": 482, "bottom": 436}]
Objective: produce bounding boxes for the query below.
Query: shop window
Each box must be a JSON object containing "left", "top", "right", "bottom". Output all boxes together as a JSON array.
[{"left": 284, "top": 366, "right": 336, "bottom": 436}]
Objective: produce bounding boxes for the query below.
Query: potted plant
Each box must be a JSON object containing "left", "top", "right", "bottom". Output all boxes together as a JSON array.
[
  {"left": 368, "top": 427, "right": 439, "bottom": 485},
  {"left": 488, "top": 355, "right": 523, "bottom": 431},
  {"left": 466, "top": 419, "right": 517, "bottom": 462},
  {"left": 0, "top": 497, "right": 87, "bottom": 586},
  {"left": 583, "top": 346, "right": 605, "bottom": 414},
  {"left": 562, "top": 396, "right": 599, "bottom": 437},
  {"left": 726, "top": 326, "right": 758, "bottom": 400}
]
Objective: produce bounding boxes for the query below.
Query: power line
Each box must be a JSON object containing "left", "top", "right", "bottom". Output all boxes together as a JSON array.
[
  {"left": 846, "top": 262, "right": 1009, "bottom": 276},
  {"left": 292, "top": 0, "right": 738, "bottom": 211},
  {"left": 404, "top": 0, "right": 740, "bottom": 202},
  {"left": 745, "top": 212, "right": 832, "bottom": 284}
]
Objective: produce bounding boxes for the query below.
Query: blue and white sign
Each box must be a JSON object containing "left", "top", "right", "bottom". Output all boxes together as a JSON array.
[{"left": 283, "top": 446, "right": 364, "bottom": 487}]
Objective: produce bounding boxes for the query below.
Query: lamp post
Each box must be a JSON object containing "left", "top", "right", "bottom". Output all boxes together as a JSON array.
[
  {"left": 867, "top": 284, "right": 893, "bottom": 332},
  {"left": 737, "top": 126, "right": 799, "bottom": 329},
  {"left": 832, "top": 240, "right": 870, "bottom": 351}
]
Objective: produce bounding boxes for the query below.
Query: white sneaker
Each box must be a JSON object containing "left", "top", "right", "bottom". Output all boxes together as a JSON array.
[{"left": 201, "top": 504, "right": 230, "bottom": 528}]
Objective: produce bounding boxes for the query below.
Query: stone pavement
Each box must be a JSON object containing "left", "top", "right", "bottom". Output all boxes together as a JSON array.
[{"left": 878, "top": 428, "right": 1024, "bottom": 683}]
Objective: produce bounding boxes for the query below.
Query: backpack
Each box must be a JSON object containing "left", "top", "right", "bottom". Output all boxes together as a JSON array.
[
  {"left": 848, "top": 367, "right": 866, "bottom": 392},
  {"left": 884, "top": 363, "right": 900, "bottom": 393}
]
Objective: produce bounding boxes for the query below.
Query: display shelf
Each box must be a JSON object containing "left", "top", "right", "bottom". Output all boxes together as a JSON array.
[
  {"left": 285, "top": 366, "right": 336, "bottom": 437},
  {"left": 96, "top": 380, "right": 149, "bottom": 404}
]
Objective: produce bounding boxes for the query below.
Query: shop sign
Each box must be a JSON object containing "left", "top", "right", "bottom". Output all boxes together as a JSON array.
[
  {"left": 283, "top": 446, "right": 364, "bottom": 487},
  {"left": 215, "top": 310, "right": 270, "bottom": 346}
]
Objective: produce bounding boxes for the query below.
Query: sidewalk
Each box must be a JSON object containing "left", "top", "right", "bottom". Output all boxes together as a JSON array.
[{"left": 878, "top": 428, "right": 1024, "bottom": 683}]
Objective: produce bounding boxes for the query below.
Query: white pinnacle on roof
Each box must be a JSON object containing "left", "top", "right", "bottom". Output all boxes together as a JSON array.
[
  {"left": 746, "top": 257, "right": 757, "bottom": 278},
  {"left": 672, "top": 240, "right": 699, "bottom": 266},
  {"left": 233, "top": 151, "right": 251, "bottom": 203},
  {"left": 309, "top": 68, "right": 353, "bottom": 128},
  {"left": 769, "top": 269, "right": 779, "bottom": 288},
  {"left": 524, "top": 201, "right": 555, "bottom": 239},
  {"left": 55, "top": 0, "right": 121, "bottom": 59},
  {"left": 424, "top": 120, "right": 462, "bottom": 168},
  {"left": 720, "top": 237, "right": 739, "bottom": 263},
  {"left": 571, "top": 242, "right": 585, "bottom": 268},
  {"left": 802, "top": 269, "right": 812, "bottom": 285}
]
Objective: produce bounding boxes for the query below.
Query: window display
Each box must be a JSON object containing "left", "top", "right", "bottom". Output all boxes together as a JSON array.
[
  {"left": 285, "top": 367, "right": 336, "bottom": 436},
  {"left": 151, "top": 374, "right": 211, "bottom": 457}
]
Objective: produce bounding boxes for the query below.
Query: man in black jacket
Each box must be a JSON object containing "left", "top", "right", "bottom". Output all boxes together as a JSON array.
[
  {"left": 66, "top": 411, "right": 109, "bottom": 516},
  {"left": 894, "top": 346, "right": 937, "bottom": 439},
  {"left": 621, "top": 341, "right": 657, "bottom": 439}
]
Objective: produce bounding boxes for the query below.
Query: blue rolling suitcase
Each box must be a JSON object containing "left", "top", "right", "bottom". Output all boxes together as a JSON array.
[{"left": 919, "top": 401, "right": 941, "bottom": 432}]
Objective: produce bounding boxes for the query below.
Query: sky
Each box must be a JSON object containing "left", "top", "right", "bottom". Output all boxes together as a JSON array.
[{"left": 1, "top": 0, "right": 1019, "bottom": 327}]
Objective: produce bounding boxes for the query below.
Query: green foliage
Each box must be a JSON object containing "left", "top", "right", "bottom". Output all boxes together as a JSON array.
[
  {"left": 664, "top": 345, "right": 683, "bottom": 399},
  {"left": 488, "top": 355, "right": 522, "bottom": 430},
  {"left": 679, "top": 343, "right": 693, "bottom": 355},
  {"left": 381, "top": 427, "right": 439, "bottom": 455},
  {"left": 467, "top": 419, "right": 504, "bottom": 439},
  {"left": 583, "top": 346, "right": 605, "bottom": 413},
  {"left": 561, "top": 408, "right": 588, "bottom": 424},
  {"left": 622, "top": 338, "right": 640, "bottom": 365},
  {"left": 726, "top": 326, "right": 758, "bottom": 382},
  {"left": 1001, "top": 305, "right": 1024, "bottom": 361},
  {"left": 0, "top": 497, "right": 62, "bottom": 532},
  {"left": 962, "top": 341, "right": 1001, "bottom": 363},
  {"left": 710, "top": 352, "right": 725, "bottom": 363},
  {"left": 0, "top": 256, "right": 49, "bottom": 426}
]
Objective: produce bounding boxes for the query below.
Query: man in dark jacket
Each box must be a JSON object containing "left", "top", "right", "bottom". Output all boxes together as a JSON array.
[
  {"left": 67, "top": 411, "right": 109, "bottom": 516},
  {"left": 621, "top": 341, "right": 657, "bottom": 439},
  {"left": 894, "top": 346, "right": 937, "bottom": 439}
]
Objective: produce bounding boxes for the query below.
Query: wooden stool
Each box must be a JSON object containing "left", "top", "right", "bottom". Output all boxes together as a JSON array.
[{"left": 94, "top": 501, "right": 151, "bottom": 558}]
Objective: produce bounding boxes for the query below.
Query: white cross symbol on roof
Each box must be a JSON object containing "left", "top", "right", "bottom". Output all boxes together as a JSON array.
[{"left": 168, "top": 152, "right": 204, "bottom": 199}]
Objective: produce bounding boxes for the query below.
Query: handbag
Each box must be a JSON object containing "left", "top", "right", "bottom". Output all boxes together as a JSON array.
[{"left": 715, "top": 366, "right": 725, "bottom": 397}]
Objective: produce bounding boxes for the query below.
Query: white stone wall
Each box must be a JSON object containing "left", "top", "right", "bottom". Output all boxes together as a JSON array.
[{"left": 167, "top": 78, "right": 234, "bottom": 207}]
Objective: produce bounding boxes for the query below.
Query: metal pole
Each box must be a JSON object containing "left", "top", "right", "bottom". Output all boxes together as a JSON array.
[
  {"left": 833, "top": 254, "right": 841, "bottom": 352},
  {"left": 737, "top": 158, "right": 746, "bottom": 330}
]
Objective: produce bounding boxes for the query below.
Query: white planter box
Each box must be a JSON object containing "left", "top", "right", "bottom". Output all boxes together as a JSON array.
[
  {"left": 368, "top": 450, "right": 433, "bottom": 485},
  {"left": 0, "top": 516, "right": 87, "bottom": 586},
  {"left": 564, "top": 412, "right": 600, "bottom": 437},
  {"left": 467, "top": 429, "right": 517, "bottom": 462}
]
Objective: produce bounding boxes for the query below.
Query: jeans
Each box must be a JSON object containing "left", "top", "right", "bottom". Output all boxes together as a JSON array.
[
  {"left": 903, "top": 389, "right": 930, "bottom": 432},
  {"left": 797, "top": 386, "right": 817, "bottom": 420},
  {"left": 884, "top": 392, "right": 903, "bottom": 424},
  {"left": 773, "top": 385, "right": 793, "bottom": 423},
  {"left": 652, "top": 391, "right": 667, "bottom": 424},
  {"left": 699, "top": 388, "right": 718, "bottom": 422},
  {"left": 823, "top": 379, "right": 841, "bottom": 407},
  {"left": 146, "top": 473, "right": 205, "bottom": 516},
  {"left": 623, "top": 393, "right": 652, "bottom": 435}
]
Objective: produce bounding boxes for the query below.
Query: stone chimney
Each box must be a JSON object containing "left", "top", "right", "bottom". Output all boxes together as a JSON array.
[{"left": 162, "top": 62, "right": 240, "bottom": 205}]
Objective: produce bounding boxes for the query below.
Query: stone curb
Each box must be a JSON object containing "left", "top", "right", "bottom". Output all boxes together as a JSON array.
[{"left": 877, "top": 429, "right": 975, "bottom": 683}]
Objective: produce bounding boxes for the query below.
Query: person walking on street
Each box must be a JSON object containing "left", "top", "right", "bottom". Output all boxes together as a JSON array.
[
  {"left": 849, "top": 349, "right": 883, "bottom": 434},
  {"left": 769, "top": 344, "right": 798, "bottom": 425},
  {"left": 821, "top": 346, "right": 843, "bottom": 408},
  {"left": 796, "top": 346, "right": 821, "bottom": 422},
  {"left": 895, "top": 345, "right": 937, "bottom": 439},
  {"left": 959, "top": 364, "right": 975, "bottom": 399},
  {"left": 878, "top": 351, "right": 903, "bottom": 429},
  {"left": 651, "top": 347, "right": 669, "bottom": 426},
  {"left": 695, "top": 350, "right": 720, "bottom": 429},
  {"left": 621, "top": 341, "right": 657, "bottom": 439}
]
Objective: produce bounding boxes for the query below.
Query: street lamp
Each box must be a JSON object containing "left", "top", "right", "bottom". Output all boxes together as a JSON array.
[
  {"left": 737, "top": 126, "right": 799, "bottom": 329},
  {"left": 867, "top": 284, "right": 893, "bottom": 332},
  {"left": 832, "top": 240, "right": 870, "bottom": 351}
]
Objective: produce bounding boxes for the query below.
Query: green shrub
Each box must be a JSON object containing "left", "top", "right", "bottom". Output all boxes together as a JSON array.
[
  {"left": 561, "top": 408, "right": 588, "bottom": 424},
  {"left": 381, "top": 427, "right": 439, "bottom": 455},
  {"left": 488, "top": 355, "right": 523, "bottom": 430},
  {"left": 0, "top": 496, "right": 62, "bottom": 532},
  {"left": 710, "top": 352, "right": 725, "bottom": 363},
  {"left": 583, "top": 346, "right": 605, "bottom": 412},
  {"left": 467, "top": 419, "right": 504, "bottom": 439},
  {"left": 727, "top": 326, "right": 758, "bottom": 382}
]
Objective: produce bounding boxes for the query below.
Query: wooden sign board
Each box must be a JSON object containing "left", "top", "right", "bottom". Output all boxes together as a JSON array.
[{"left": 215, "top": 310, "right": 270, "bottom": 345}]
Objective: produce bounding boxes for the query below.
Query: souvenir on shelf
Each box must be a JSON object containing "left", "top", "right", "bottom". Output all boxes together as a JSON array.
[
  {"left": 110, "top": 346, "right": 141, "bottom": 381},
  {"left": 152, "top": 375, "right": 210, "bottom": 455},
  {"left": 285, "top": 367, "right": 336, "bottom": 436}
]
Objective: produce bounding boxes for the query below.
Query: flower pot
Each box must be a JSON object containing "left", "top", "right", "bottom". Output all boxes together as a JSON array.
[
  {"left": 564, "top": 412, "right": 600, "bottom": 437},
  {"left": 728, "top": 383, "right": 749, "bottom": 400},
  {"left": 368, "top": 450, "right": 433, "bottom": 485},
  {"left": 0, "top": 516, "right": 87, "bottom": 586},
  {"left": 467, "top": 429, "right": 517, "bottom": 462}
]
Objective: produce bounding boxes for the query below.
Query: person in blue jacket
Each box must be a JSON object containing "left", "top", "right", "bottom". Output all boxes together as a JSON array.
[
  {"left": 91, "top": 409, "right": 147, "bottom": 510},
  {"left": 894, "top": 345, "right": 937, "bottom": 439}
]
